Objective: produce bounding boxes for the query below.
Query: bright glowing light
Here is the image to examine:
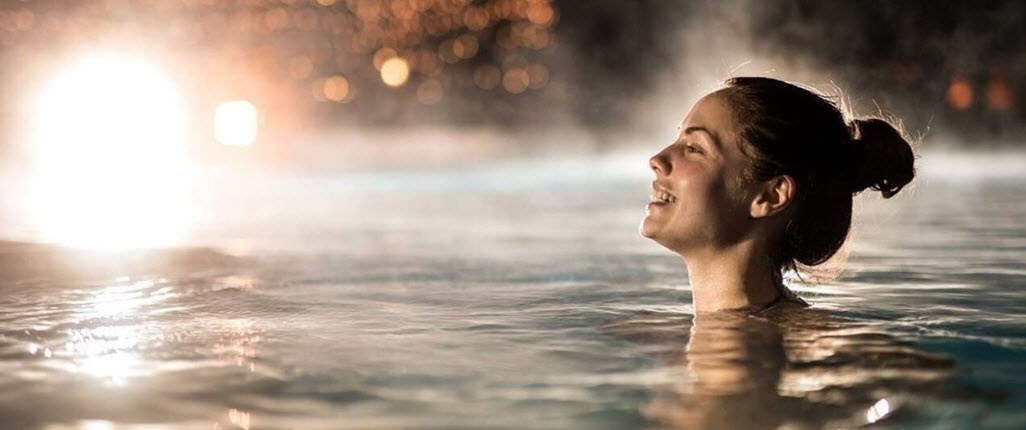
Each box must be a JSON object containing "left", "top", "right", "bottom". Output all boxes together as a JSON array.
[
  {"left": 29, "top": 53, "right": 192, "bottom": 250},
  {"left": 380, "top": 57, "right": 410, "bottom": 87},
  {"left": 77, "top": 349, "right": 141, "bottom": 386},
  {"left": 214, "top": 100, "right": 259, "bottom": 147},
  {"left": 866, "top": 398, "right": 891, "bottom": 423},
  {"left": 79, "top": 420, "right": 118, "bottom": 430},
  {"left": 56, "top": 279, "right": 176, "bottom": 385},
  {"left": 229, "top": 408, "right": 251, "bottom": 430}
]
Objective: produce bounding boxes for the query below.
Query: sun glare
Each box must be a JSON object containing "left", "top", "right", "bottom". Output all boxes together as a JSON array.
[
  {"left": 29, "top": 53, "right": 192, "bottom": 250},
  {"left": 214, "top": 100, "right": 259, "bottom": 147}
]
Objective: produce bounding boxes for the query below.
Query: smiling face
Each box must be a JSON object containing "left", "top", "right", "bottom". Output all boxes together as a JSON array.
[{"left": 640, "top": 93, "right": 759, "bottom": 254}]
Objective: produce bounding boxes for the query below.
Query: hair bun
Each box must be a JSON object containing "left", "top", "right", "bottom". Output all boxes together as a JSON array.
[{"left": 847, "top": 118, "right": 915, "bottom": 198}]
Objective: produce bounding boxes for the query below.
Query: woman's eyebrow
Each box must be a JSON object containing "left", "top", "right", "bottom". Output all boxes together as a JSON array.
[{"left": 684, "top": 126, "right": 721, "bottom": 150}]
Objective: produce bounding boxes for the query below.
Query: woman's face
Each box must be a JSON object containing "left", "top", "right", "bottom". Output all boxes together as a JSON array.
[{"left": 640, "top": 93, "right": 756, "bottom": 254}]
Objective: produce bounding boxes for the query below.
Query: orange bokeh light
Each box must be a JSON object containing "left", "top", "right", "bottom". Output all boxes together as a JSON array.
[
  {"left": 947, "top": 77, "right": 973, "bottom": 110},
  {"left": 986, "top": 77, "right": 1013, "bottom": 112}
]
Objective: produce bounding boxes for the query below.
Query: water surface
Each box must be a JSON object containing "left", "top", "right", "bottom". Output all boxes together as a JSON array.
[{"left": 0, "top": 151, "right": 1024, "bottom": 429}]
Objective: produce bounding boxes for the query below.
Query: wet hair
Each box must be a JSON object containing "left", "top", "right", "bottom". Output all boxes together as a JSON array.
[{"left": 717, "top": 77, "right": 916, "bottom": 274}]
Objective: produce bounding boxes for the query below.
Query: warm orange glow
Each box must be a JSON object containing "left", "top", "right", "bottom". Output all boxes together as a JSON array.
[
  {"left": 380, "top": 57, "right": 410, "bottom": 87},
  {"left": 373, "top": 47, "right": 398, "bottom": 70},
  {"left": 322, "top": 75, "right": 350, "bottom": 102},
  {"left": 29, "top": 54, "right": 192, "bottom": 250},
  {"left": 7, "top": 0, "right": 560, "bottom": 107},
  {"left": 214, "top": 100, "right": 259, "bottom": 147},
  {"left": 464, "top": 7, "right": 490, "bottom": 31},
  {"left": 947, "top": 77, "right": 973, "bottom": 110},
  {"left": 413, "top": 49, "right": 440, "bottom": 75},
  {"left": 502, "top": 67, "right": 529, "bottom": 93},
  {"left": 453, "top": 34, "right": 479, "bottom": 59},
  {"left": 986, "top": 77, "right": 1013, "bottom": 112},
  {"left": 525, "top": 25, "right": 551, "bottom": 49},
  {"left": 527, "top": 3, "right": 555, "bottom": 26},
  {"left": 438, "top": 39, "right": 459, "bottom": 63}
]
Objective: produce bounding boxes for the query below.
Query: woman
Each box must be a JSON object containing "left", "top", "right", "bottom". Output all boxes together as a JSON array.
[
  {"left": 613, "top": 80, "right": 947, "bottom": 427},
  {"left": 641, "top": 77, "right": 915, "bottom": 313}
]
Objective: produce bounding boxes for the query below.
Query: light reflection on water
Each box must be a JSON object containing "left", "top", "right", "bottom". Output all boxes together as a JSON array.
[{"left": 0, "top": 153, "right": 1023, "bottom": 429}]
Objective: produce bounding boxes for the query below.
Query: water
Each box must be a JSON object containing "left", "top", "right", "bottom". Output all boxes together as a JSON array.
[{"left": 0, "top": 151, "right": 1024, "bottom": 429}]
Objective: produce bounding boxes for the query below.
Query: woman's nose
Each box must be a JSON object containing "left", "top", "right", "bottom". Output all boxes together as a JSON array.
[{"left": 650, "top": 152, "right": 670, "bottom": 176}]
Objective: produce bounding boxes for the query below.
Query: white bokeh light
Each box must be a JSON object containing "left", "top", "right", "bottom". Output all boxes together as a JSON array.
[
  {"left": 214, "top": 100, "right": 258, "bottom": 147},
  {"left": 29, "top": 53, "right": 192, "bottom": 250}
]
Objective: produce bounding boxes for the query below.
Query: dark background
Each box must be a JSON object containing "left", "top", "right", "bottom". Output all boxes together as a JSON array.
[{"left": 0, "top": 0, "right": 1023, "bottom": 146}]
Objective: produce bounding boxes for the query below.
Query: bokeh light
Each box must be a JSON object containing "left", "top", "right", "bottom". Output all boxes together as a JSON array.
[
  {"left": 321, "top": 75, "right": 351, "bottom": 102},
  {"left": 380, "top": 57, "right": 410, "bottom": 87},
  {"left": 947, "top": 76, "right": 973, "bottom": 110},
  {"left": 453, "top": 34, "right": 479, "bottom": 59},
  {"left": 29, "top": 53, "right": 192, "bottom": 250},
  {"left": 214, "top": 100, "right": 259, "bottom": 147},
  {"left": 502, "top": 67, "right": 529, "bottom": 94},
  {"left": 527, "top": 64, "right": 549, "bottom": 89},
  {"left": 1, "top": 0, "right": 563, "bottom": 131},
  {"left": 373, "top": 47, "right": 398, "bottom": 71},
  {"left": 987, "top": 75, "right": 1013, "bottom": 112}
]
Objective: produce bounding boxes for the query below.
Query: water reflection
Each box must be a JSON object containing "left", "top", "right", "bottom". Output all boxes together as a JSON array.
[
  {"left": 213, "top": 318, "right": 261, "bottom": 373},
  {"left": 227, "top": 408, "right": 251, "bottom": 430},
  {"left": 50, "top": 278, "right": 180, "bottom": 385},
  {"left": 64, "top": 325, "right": 143, "bottom": 385},
  {"left": 81, "top": 278, "right": 178, "bottom": 320},
  {"left": 22, "top": 274, "right": 267, "bottom": 389},
  {"left": 605, "top": 306, "right": 978, "bottom": 429}
]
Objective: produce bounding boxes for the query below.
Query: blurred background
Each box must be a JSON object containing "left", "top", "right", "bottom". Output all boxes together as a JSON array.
[{"left": 0, "top": 0, "right": 1024, "bottom": 251}]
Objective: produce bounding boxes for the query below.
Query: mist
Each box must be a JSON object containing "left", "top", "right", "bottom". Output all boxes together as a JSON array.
[{"left": 0, "top": 0, "right": 1023, "bottom": 250}]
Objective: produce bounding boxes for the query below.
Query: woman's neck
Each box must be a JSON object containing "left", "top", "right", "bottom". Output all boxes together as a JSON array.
[{"left": 682, "top": 239, "right": 782, "bottom": 313}]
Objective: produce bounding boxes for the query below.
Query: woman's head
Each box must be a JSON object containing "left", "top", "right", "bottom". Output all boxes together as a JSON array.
[{"left": 641, "top": 77, "right": 916, "bottom": 276}]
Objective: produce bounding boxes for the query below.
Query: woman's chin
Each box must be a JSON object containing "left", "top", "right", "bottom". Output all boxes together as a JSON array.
[{"left": 639, "top": 218, "right": 660, "bottom": 239}]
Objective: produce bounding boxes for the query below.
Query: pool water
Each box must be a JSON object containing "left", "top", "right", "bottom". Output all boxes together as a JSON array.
[{"left": 0, "top": 151, "right": 1024, "bottom": 429}]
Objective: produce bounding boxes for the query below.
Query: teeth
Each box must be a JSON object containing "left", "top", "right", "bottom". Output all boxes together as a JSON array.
[{"left": 649, "top": 190, "right": 676, "bottom": 204}]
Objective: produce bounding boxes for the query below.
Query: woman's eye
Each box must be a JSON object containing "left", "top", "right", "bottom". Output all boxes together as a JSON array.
[{"left": 684, "top": 144, "right": 701, "bottom": 154}]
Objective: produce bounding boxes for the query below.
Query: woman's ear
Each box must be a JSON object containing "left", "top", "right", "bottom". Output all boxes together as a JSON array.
[{"left": 750, "top": 175, "right": 795, "bottom": 218}]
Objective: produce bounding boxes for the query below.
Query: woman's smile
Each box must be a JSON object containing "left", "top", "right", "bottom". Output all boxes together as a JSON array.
[{"left": 648, "top": 182, "right": 677, "bottom": 206}]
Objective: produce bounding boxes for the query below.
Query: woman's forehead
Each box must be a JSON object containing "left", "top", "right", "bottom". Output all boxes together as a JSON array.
[
  {"left": 678, "top": 93, "right": 734, "bottom": 132},
  {"left": 678, "top": 93, "right": 752, "bottom": 177}
]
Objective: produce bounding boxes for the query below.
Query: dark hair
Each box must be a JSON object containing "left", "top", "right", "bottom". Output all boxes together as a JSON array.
[{"left": 717, "top": 77, "right": 916, "bottom": 274}]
